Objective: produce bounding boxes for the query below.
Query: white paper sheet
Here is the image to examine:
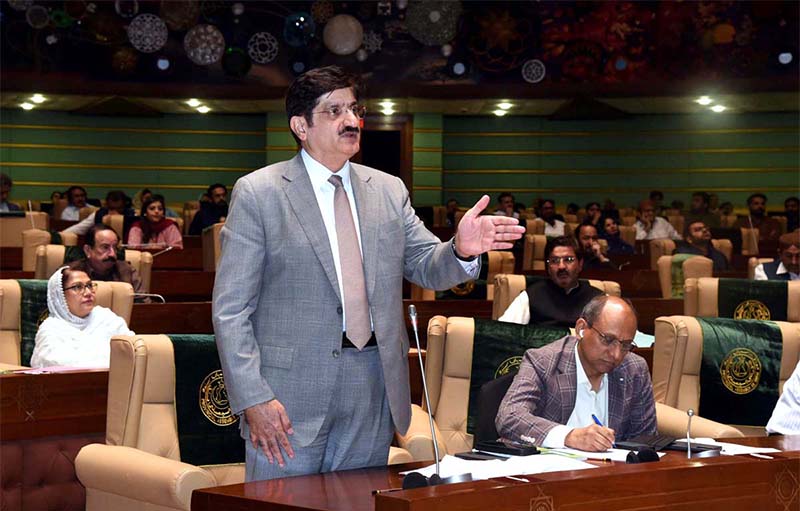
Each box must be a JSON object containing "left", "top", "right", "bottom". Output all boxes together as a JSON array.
[
  {"left": 400, "top": 454, "right": 596, "bottom": 481},
  {"left": 678, "top": 438, "right": 781, "bottom": 456}
]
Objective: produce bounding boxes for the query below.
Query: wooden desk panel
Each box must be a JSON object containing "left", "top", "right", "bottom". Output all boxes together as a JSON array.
[
  {"left": 192, "top": 437, "right": 800, "bottom": 511},
  {"left": 150, "top": 247, "right": 203, "bottom": 270},
  {"left": 0, "top": 247, "right": 23, "bottom": 270},
  {"left": 150, "top": 271, "right": 215, "bottom": 301},
  {"left": 0, "top": 370, "right": 108, "bottom": 441}
]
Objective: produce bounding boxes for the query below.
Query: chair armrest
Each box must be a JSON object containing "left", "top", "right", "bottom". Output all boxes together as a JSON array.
[
  {"left": 655, "top": 402, "right": 744, "bottom": 439},
  {"left": 394, "top": 404, "right": 447, "bottom": 461},
  {"left": 76, "top": 444, "right": 216, "bottom": 511},
  {"left": 388, "top": 446, "right": 414, "bottom": 465}
]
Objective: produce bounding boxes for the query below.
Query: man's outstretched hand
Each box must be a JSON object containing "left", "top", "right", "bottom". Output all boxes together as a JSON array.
[{"left": 454, "top": 195, "right": 526, "bottom": 258}]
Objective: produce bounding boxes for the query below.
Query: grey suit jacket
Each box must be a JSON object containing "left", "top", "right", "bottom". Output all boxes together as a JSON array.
[
  {"left": 212, "top": 154, "right": 473, "bottom": 446},
  {"left": 495, "top": 336, "right": 656, "bottom": 445}
]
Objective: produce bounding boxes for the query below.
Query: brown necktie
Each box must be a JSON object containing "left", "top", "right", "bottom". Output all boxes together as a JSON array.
[{"left": 328, "top": 175, "right": 371, "bottom": 349}]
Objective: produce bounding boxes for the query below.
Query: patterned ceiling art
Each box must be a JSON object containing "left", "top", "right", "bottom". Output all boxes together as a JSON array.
[{"left": 0, "top": 0, "right": 796, "bottom": 91}]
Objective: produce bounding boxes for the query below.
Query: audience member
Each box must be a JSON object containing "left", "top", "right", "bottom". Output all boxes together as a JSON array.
[
  {"left": 539, "top": 199, "right": 565, "bottom": 236},
  {"left": 63, "top": 190, "right": 136, "bottom": 236},
  {"left": 134, "top": 188, "right": 178, "bottom": 218},
  {"left": 494, "top": 192, "right": 519, "bottom": 218},
  {"left": 189, "top": 183, "right": 229, "bottom": 234},
  {"left": 675, "top": 220, "right": 729, "bottom": 271},
  {"left": 599, "top": 216, "right": 634, "bottom": 255},
  {"left": 736, "top": 193, "right": 781, "bottom": 241},
  {"left": 583, "top": 202, "right": 602, "bottom": 227},
  {"left": 496, "top": 295, "right": 656, "bottom": 450},
  {"left": 766, "top": 359, "right": 800, "bottom": 435},
  {"left": 70, "top": 225, "right": 143, "bottom": 293},
  {"left": 649, "top": 190, "right": 665, "bottom": 216},
  {"left": 708, "top": 193, "right": 720, "bottom": 215},
  {"left": 61, "top": 185, "right": 88, "bottom": 221},
  {"left": 719, "top": 201, "right": 734, "bottom": 217},
  {"left": 687, "top": 192, "right": 720, "bottom": 228},
  {"left": 602, "top": 198, "right": 620, "bottom": 220},
  {"left": 445, "top": 198, "right": 459, "bottom": 227},
  {"left": 670, "top": 199, "right": 684, "bottom": 212},
  {"left": 499, "top": 236, "right": 603, "bottom": 326},
  {"left": 0, "top": 173, "right": 21, "bottom": 212},
  {"left": 575, "top": 223, "right": 617, "bottom": 270},
  {"left": 30, "top": 264, "right": 135, "bottom": 368},
  {"left": 635, "top": 200, "right": 681, "bottom": 240},
  {"left": 566, "top": 203, "right": 580, "bottom": 216},
  {"left": 754, "top": 232, "right": 799, "bottom": 281},
  {"left": 127, "top": 196, "right": 183, "bottom": 249},
  {"left": 785, "top": 196, "right": 799, "bottom": 233}
]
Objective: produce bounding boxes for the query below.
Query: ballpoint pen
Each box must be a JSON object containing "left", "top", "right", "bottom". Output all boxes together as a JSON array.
[{"left": 591, "top": 414, "right": 616, "bottom": 448}]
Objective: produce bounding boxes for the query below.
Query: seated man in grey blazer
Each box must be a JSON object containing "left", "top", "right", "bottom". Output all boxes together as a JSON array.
[
  {"left": 496, "top": 295, "right": 656, "bottom": 451},
  {"left": 213, "top": 65, "right": 525, "bottom": 481}
]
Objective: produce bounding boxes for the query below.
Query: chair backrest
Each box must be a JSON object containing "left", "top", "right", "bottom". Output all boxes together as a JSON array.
[
  {"left": 51, "top": 199, "right": 68, "bottom": 220},
  {"left": 409, "top": 250, "right": 515, "bottom": 301},
  {"left": 652, "top": 315, "right": 800, "bottom": 436},
  {"left": 522, "top": 234, "right": 547, "bottom": 271},
  {"left": 101, "top": 214, "right": 125, "bottom": 239},
  {"left": 123, "top": 250, "right": 153, "bottom": 293},
  {"left": 650, "top": 239, "right": 731, "bottom": 270},
  {"left": 720, "top": 215, "right": 738, "bottom": 228},
  {"left": 181, "top": 209, "right": 196, "bottom": 234},
  {"left": 474, "top": 373, "right": 515, "bottom": 444},
  {"left": 34, "top": 245, "right": 151, "bottom": 295},
  {"left": 491, "top": 274, "right": 621, "bottom": 320},
  {"left": 563, "top": 214, "right": 577, "bottom": 224},
  {"left": 202, "top": 222, "right": 224, "bottom": 272},
  {"left": 683, "top": 277, "right": 800, "bottom": 321},
  {"left": 711, "top": 239, "right": 733, "bottom": 263},
  {"left": 79, "top": 206, "right": 98, "bottom": 221},
  {"left": 667, "top": 215, "right": 684, "bottom": 235},
  {"left": 620, "top": 215, "right": 636, "bottom": 227},
  {"left": 527, "top": 218, "right": 545, "bottom": 235},
  {"left": 21, "top": 229, "right": 79, "bottom": 272},
  {"left": 741, "top": 228, "right": 760, "bottom": 256},
  {"left": 656, "top": 255, "right": 713, "bottom": 299},
  {"left": 0, "top": 279, "right": 133, "bottom": 365},
  {"left": 0, "top": 212, "right": 49, "bottom": 247},
  {"left": 618, "top": 225, "right": 636, "bottom": 247},
  {"left": 748, "top": 257, "right": 774, "bottom": 280},
  {"left": 563, "top": 222, "right": 579, "bottom": 237},
  {"left": 432, "top": 206, "right": 447, "bottom": 227}
]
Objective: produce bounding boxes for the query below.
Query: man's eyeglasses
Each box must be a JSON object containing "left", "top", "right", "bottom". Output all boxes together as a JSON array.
[
  {"left": 588, "top": 324, "right": 636, "bottom": 353},
  {"left": 546, "top": 256, "right": 577, "bottom": 265},
  {"left": 311, "top": 104, "right": 367, "bottom": 121},
  {"left": 64, "top": 282, "right": 99, "bottom": 294}
]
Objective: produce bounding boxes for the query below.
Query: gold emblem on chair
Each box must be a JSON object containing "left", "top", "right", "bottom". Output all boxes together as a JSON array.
[
  {"left": 450, "top": 280, "right": 475, "bottom": 296},
  {"left": 720, "top": 348, "right": 762, "bottom": 395},
  {"left": 495, "top": 356, "right": 523, "bottom": 378},
  {"left": 733, "top": 299, "right": 771, "bottom": 320},
  {"left": 199, "top": 370, "right": 238, "bottom": 426}
]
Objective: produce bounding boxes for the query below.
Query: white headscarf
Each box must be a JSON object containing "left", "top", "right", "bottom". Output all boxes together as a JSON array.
[{"left": 47, "top": 265, "right": 91, "bottom": 328}]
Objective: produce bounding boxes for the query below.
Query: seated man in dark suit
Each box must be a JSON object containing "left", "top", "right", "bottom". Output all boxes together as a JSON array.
[
  {"left": 754, "top": 232, "right": 799, "bottom": 281},
  {"left": 496, "top": 295, "right": 656, "bottom": 451},
  {"left": 575, "top": 223, "right": 618, "bottom": 271},
  {"left": 189, "top": 183, "right": 229, "bottom": 235},
  {"left": 675, "top": 220, "right": 729, "bottom": 272},
  {"left": 498, "top": 236, "right": 603, "bottom": 327}
]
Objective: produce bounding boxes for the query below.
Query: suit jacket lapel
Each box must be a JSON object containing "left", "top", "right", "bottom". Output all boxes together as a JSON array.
[
  {"left": 608, "top": 367, "right": 625, "bottom": 433},
  {"left": 350, "top": 164, "right": 379, "bottom": 300},
  {"left": 555, "top": 338, "right": 578, "bottom": 424},
  {"left": 282, "top": 154, "right": 341, "bottom": 301}
]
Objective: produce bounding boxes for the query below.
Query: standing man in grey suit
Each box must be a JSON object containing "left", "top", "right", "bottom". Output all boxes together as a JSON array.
[
  {"left": 496, "top": 295, "right": 656, "bottom": 451},
  {"left": 213, "top": 66, "right": 524, "bottom": 481}
]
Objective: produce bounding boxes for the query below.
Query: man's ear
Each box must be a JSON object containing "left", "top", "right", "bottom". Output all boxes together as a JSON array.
[
  {"left": 290, "top": 116, "right": 307, "bottom": 141},
  {"left": 83, "top": 244, "right": 91, "bottom": 258}
]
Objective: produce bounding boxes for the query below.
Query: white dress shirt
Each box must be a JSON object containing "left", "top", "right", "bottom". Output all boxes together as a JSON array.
[
  {"left": 754, "top": 262, "right": 799, "bottom": 281},
  {"left": 544, "top": 219, "right": 565, "bottom": 237},
  {"left": 766, "top": 359, "right": 800, "bottom": 434},
  {"left": 63, "top": 212, "right": 97, "bottom": 235},
  {"left": 301, "top": 150, "right": 478, "bottom": 330},
  {"left": 542, "top": 341, "right": 609, "bottom": 448},
  {"left": 634, "top": 217, "right": 681, "bottom": 240},
  {"left": 61, "top": 205, "right": 80, "bottom": 221}
]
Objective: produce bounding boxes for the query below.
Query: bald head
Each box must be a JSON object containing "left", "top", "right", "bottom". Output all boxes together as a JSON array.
[{"left": 580, "top": 295, "right": 638, "bottom": 333}]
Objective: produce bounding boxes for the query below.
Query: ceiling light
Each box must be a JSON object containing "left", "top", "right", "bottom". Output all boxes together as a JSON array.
[
  {"left": 20, "top": 102, "right": 35, "bottom": 110},
  {"left": 196, "top": 106, "right": 211, "bottom": 114},
  {"left": 157, "top": 57, "right": 170, "bottom": 70},
  {"left": 378, "top": 100, "right": 394, "bottom": 109},
  {"left": 493, "top": 109, "right": 507, "bottom": 117},
  {"left": 710, "top": 105, "right": 727, "bottom": 113},
  {"left": 186, "top": 98, "right": 202, "bottom": 107},
  {"left": 695, "top": 96, "right": 713, "bottom": 106},
  {"left": 381, "top": 108, "right": 394, "bottom": 116},
  {"left": 497, "top": 102, "right": 512, "bottom": 110},
  {"left": 30, "top": 94, "right": 46, "bottom": 103},
  {"left": 778, "top": 52, "right": 793, "bottom": 65}
]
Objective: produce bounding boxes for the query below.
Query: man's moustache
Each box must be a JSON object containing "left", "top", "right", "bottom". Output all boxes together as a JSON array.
[
  {"left": 339, "top": 126, "right": 360, "bottom": 135},
  {"left": 102, "top": 257, "right": 116, "bottom": 263}
]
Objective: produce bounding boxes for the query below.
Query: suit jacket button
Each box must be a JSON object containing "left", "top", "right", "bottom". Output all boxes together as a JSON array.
[
  {"left": 332, "top": 349, "right": 340, "bottom": 358},
  {"left": 336, "top": 306, "right": 343, "bottom": 314}
]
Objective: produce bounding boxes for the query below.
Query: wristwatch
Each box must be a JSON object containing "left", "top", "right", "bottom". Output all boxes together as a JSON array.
[{"left": 452, "top": 238, "right": 478, "bottom": 262}]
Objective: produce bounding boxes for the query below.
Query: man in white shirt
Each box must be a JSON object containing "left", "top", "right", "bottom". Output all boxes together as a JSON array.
[
  {"left": 634, "top": 199, "right": 681, "bottom": 240},
  {"left": 766, "top": 359, "right": 800, "bottom": 435},
  {"left": 754, "top": 232, "right": 800, "bottom": 281},
  {"left": 61, "top": 186, "right": 88, "bottom": 221},
  {"left": 496, "top": 295, "right": 656, "bottom": 451},
  {"left": 540, "top": 199, "right": 565, "bottom": 236},
  {"left": 494, "top": 192, "right": 519, "bottom": 219}
]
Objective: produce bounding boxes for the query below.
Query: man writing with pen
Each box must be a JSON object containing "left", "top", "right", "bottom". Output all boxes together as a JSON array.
[{"left": 496, "top": 295, "right": 656, "bottom": 451}]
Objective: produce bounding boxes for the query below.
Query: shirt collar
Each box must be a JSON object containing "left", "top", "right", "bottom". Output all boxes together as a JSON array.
[
  {"left": 777, "top": 262, "right": 799, "bottom": 279},
  {"left": 301, "top": 148, "right": 351, "bottom": 192},
  {"left": 574, "top": 340, "right": 607, "bottom": 392}
]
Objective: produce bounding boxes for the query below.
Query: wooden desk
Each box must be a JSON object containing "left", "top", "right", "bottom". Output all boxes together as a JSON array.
[
  {"left": 150, "top": 247, "right": 203, "bottom": 270},
  {"left": 0, "top": 246, "right": 23, "bottom": 271},
  {"left": 150, "top": 270, "right": 215, "bottom": 301},
  {"left": 192, "top": 436, "right": 800, "bottom": 511}
]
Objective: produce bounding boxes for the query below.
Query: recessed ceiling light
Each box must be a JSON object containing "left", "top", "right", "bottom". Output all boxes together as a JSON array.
[
  {"left": 710, "top": 105, "right": 727, "bottom": 113},
  {"left": 378, "top": 100, "right": 394, "bottom": 109},
  {"left": 381, "top": 108, "right": 394, "bottom": 116},
  {"left": 20, "top": 102, "right": 35, "bottom": 110},
  {"left": 695, "top": 96, "right": 713, "bottom": 106},
  {"left": 497, "top": 102, "right": 512, "bottom": 110},
  {"left": 186, "top": 98, "right": 202, "bottom": 107},
  {"left": 157, "top": 58, "right": 170, "bottom": 70},
  {"left": 493, "top": 109, "right": 507, "bottom": 117},
  {"left": 196, "top": 106, "right": 211, "bottom": 114},
  {"left": 30, "top": 94, "right": 46, "bottom": 103},
  {"left": 778, "top": 52, "right": 793, "bottom": 65}
]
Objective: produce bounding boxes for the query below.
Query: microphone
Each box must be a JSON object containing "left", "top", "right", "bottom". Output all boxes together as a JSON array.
[
  {"left": 400, "top": 304, "right": 471, "bottom": 489},
  {"left": 686, "top": 409, "right": 694, "bottom": 459},
  {"left": 133, "top": 293, "right": 166, "bottom": 303}
]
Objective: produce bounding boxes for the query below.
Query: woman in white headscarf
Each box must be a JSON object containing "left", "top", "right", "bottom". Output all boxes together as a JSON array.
[{"left": 30, "top": 265, "right": 134, "bottom": 368}]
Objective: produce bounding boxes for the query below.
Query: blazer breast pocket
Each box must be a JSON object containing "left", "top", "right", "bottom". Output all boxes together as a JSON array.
[{"left": 259, "top": 345, "right": 294, "bottom": 370}]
